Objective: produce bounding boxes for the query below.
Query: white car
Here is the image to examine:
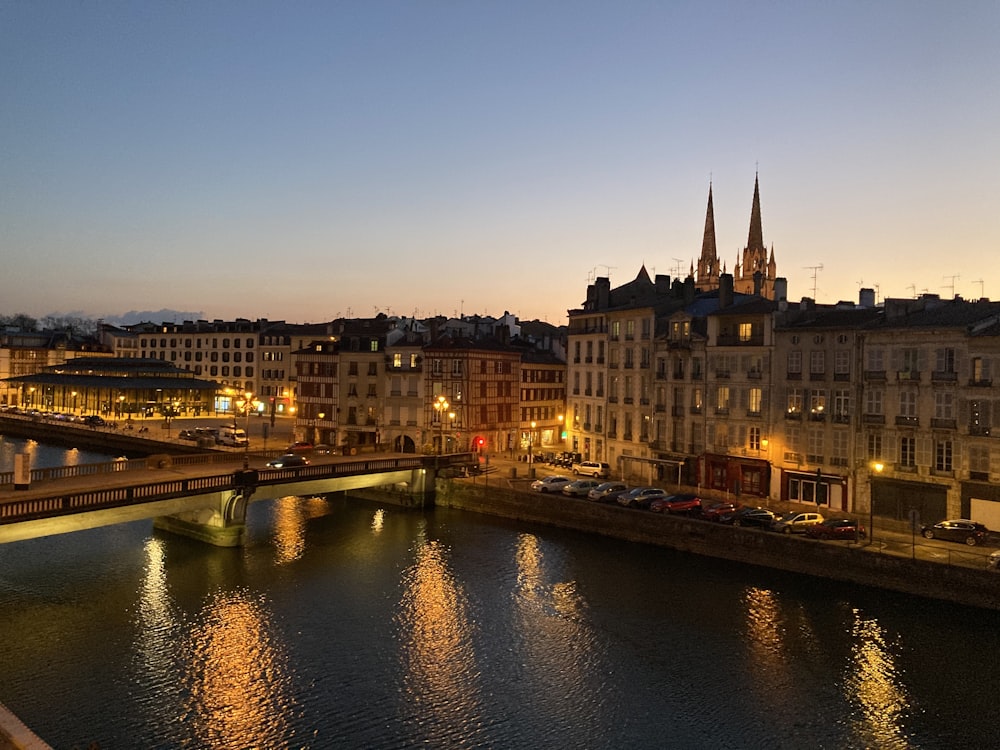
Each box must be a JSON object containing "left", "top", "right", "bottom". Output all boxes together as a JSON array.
[{"left": 530, "top": 475, "right": 572, "bottom": 493}]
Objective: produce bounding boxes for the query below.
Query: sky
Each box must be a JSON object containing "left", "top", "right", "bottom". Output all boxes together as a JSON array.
[{"left": 2, "top": 2, "right": 999, "bottom": 326}]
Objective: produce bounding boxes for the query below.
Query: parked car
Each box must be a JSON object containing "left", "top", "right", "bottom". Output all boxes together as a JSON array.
[
  {"left": 530, "top": 475, "right": 572, "bottom": 493},
  {"left": 805, "top": 517, "right": 865, "bottom": 540},
  {"left": 287, "top": 441, "right": 314, "bottom": 453},
  {"left": 649, "top": 493, "right": 703, "bottom": 514},
  {"left": 587, "top": 481, "right": 628, "bottom": 503},
  {"left": 700, "top": 501, "right": 742, "bottom": 522},
  {"left": 617, "top": 487, "right": 668, "bottom": 509},
  {"left": 562, "top": 479, "right": 601, "bottom": 497},
  {"left": 988, "top": 550, "right": 1000, "bottom": 571},
  {"left": 266, "top": 454, "right": 310, "bottom": 468},
  {"left": 920, "top": 519, "right": 989, "bottom": 546},
  {"left": 722, "top": 506, "right": 777, "bottom": 528},
  {"left": 82, "top": 415, "right": 106, "bottom": 427},
  {"left": 177, "top": 429, "right": 198, "bottom": 441},
  {"left": 571, "top": 460, "right": 611, "bottom": 478},
  {"left": 772, "top": 511, "right": 825, "bottom": 534}
]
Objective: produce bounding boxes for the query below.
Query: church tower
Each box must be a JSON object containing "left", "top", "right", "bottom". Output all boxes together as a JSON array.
[
  {"left": 734, "top": 172, "right": 777, "bottom": 297},
  {"left": 696, "top": 183, "right": 721, "bottom": 289}
]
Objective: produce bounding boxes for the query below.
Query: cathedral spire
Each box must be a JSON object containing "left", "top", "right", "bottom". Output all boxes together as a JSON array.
[
  {"left": 700, "top": 183, "right": 717, "bottom": 263},
  {"left": 746, "top": 172, "right": 765, "bottom": 254}
]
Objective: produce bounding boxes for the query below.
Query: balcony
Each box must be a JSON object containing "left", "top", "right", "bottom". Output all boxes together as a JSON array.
[
  {"left": 655, "top": 370, "right": 667, "bottom": 381},
  {"left": 584, "top": 356, "right": 593, "bottom": 363},
  {"left": 832, "top": 413, "right": 851, "bottom": 424},
  {"left": 596, "top": 357, "right": 605, "bottom": 364},
  {"left": 785, "top": 410, "right": 802, "bottom": 421},
  {"left": 786, "top": 371, "right": 802, "bottom": 381},
  {"left": 969, "top": 425, "right": 991, "bottom": 437},
  {"left": 833, "top": 372, "right": 850, "bottom": 381},
  {"left": 969, "top": 378, "right": 993, "bottom": 387},
  {"left": 672, "top": 405, "right": 685, "bottom": 416},
  {"left": 931, "top": 371, "right": 957, "bottom": 383},
  {"left": 640, "top": 397, "right": 650, "bottom": 406},
  {"left": 714, "top": 407, "right": 729, "bottom": 416},
  {"left": 746, "top": 409, "right": 762, "bottom": 418},
  {"left": 594, "top": 423, "right": 603, "bottom": 432},
  {"left": 747, "top": 370, "right": 762, "bottom": 380},
  {"left": 608, "top": 396, "right": 619, "bottom": 404},
  {"left": 864, "top": 370, "right": 887, "bottom": 382},
  {"left": 689, "top": 406, "right": 702, "bottom": 415},
  {"left": 582, "top": 422, "right": 591, "bottom": 431},
  {"left": 808, "top": 411, "right": 826, "bottom": 422},
  {"left": 862, "top": 413, "right": 886, "bottom": 425},
  {"left": 931, "top": 418, "right": 956, "bottom": 430},
  {"left": 715, "top": 334, "right": 764, "bottom": 346},
  {"left": 896, "top": 370, "right": 921, "bottom": 383},
  {"left": 895, "top": 415, "right": 919, "bottom": 427},
  {"left": 715, "top": 369, "right": 731, "bottom": 379},
  {"left": 809, "top": 371, "right": 826, "bottom": 381},
  {"left": 655, "top": 404, "right": 666, "bottom": 413},
  {"left": 623, "top": 397, "right": 634, "bottom": 404}
]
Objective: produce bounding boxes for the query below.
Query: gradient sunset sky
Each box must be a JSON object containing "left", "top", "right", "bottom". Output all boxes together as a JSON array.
[{"left": 3, "top": 2, "right": 998, "bottom": 325}]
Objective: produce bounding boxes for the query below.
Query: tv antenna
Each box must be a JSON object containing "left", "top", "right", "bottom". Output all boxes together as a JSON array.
[
  {"left": 943, "top": 274, "right": 960, "bottom": 298},
  {"left": 598, "top": 264, "right": 616, "bottom": 279},
  {"left": 672, "top": 258, "right": 687, "bottom": 278},
  {"left": 803, "top": 264, "right": 823, "bottom": 299},
  {"left": 907, "top": 284, "right": 916, "bottom": 298},
  {"left": 973, "top": 278, "right": 985, "bottom": 298}
]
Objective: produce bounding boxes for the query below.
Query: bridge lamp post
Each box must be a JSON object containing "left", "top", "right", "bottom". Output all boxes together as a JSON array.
[
  {"left": 529, "top": 420, "right": 536, "bottom": 464},
  {"left": 434, "top": 395, "right": 449, "bottom": 455},
  {"left": 869, "top": 461, "right": 884, "bottom": 546},
  {"left": 236, "top": 391, "right": 259, "bottom": 469}
]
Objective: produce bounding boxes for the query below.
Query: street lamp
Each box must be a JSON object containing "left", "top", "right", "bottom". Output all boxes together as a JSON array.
[
  {"left": 557, "top": 414, "right": 564, "bottom": 445},
  {"left": 71, "top": 391, "right": 78, "bottom": 414},
  {"left": 529, "top": 420, "right": 536, "bottom": 464},
  {"left": 434, "top": 395, "right": 449, "bottom": 455},
  {"left": 869, "top": 461, "right": 884, "bottom": 545},
  {"left": 235, "top": 391, "right": 259, "bottom": 469}
]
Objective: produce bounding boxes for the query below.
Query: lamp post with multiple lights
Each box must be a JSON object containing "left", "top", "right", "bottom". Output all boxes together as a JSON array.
[
  {"left": 236, "top": 391, "right": 259, "bottom": 469},
  {"left": 434, "top": 395, "right": 449, "bottom": 455}
]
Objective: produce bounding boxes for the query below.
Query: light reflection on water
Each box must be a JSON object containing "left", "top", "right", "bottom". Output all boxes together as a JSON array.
[{"left": 0, "top": 492, "right": 998, "bottom": 748}]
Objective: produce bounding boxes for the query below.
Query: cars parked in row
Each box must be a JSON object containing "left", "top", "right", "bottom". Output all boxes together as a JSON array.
[
  {"left": 530, "top": 475, "right": 573, "bottom": 493},
  {"left": 587, "top": 482, "right": 628, "bottom": 503},
  {"left": 804, "top": 517, "right": 865, "bottom": 540},
  {"left": 649, "top": 493, "right": 703, "bottom": 514},
  {"left": 921, "top": 519, "right": 989, "bottom": 546},
  {"left": 720, "top": 506, "right": 777, "bottom": 528},
  {"left": 616, "top": 487, "right": 668, "bottom": 509},
  {"left": 700, "top": 501, "right": 741, "bottom": 521},
  {"left": 562, "top": 479, "right": 601, "bottom": 497},
  {"left": 772, "top": 511, "right": 825, "bottom": 534}
]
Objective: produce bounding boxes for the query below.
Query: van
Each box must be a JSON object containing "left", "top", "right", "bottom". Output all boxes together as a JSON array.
[
  {"left": 217, "top": 425, "right": 248, "bottom": 447},
  {"left": 571, "top": 460, "right": 611, "bottom": 478}
]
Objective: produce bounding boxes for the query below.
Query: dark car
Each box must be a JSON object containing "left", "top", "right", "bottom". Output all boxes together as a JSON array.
[
  {"left": 649, "top": 493, "right": 703, "bottom": 514},
  {"left": 700, "top": 501, "right": 742, "bottom": 522},
  {"left": 82, "top": 415, "right": 106, "bottom": 427},
  {"left": 177, "top": 429, "right": 198, "bottom": 441},
  {"left": 587, "top": 481, "right": 628, "bottom": 503},
  {"left": 287, "top": 441, "right": 314, "bottom": 454},
  {"left": 921, "top": 519, "right": 988, "bottom": 546},
  {"left": 805, "top": 517, "right": 866, "bottom": 540},
  {"left": 266, "top": 454, "right": 310, "bottom": 468},
  {"left": 722, "top": 506, "right": 777, "bottom": 528},
  {"left": 617, "top": 487, "right": 668, "bottom": 509}
]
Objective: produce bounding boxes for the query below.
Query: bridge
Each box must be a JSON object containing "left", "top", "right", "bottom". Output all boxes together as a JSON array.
[{"left": 0, "top": 451, "right": 473, "bottom": 547}]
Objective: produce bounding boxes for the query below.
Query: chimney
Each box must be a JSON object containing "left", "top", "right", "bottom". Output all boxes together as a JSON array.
[
  {"left": 596, "top": 277, "right": 611, "bottom": 309},
  {"left": 773, "top": 277, "right": 788, "bottom": 305},
  {"left": 859, "top": 287, "right": 876, "bottom": 309},
  {"left": 719, "top": 273, "right": 734, "bottom": 309}
]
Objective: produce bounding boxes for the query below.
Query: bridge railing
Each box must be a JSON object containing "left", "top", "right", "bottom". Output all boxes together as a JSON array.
[{"left": 0, "top": 453, "right": 475, "bottom": 525}]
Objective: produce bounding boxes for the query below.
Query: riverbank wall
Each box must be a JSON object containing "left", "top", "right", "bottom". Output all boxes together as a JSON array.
[{"left": 431, "top": 480, "right": 1000, "bottom": 612}]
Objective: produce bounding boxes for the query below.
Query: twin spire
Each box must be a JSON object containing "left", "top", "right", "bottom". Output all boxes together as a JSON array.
[{"left": 695, "top": 172, "right": 777, "bottom": 298}]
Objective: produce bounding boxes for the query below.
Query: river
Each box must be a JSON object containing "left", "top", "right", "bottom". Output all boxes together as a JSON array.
[{"left": 0, "top": 439, "right": 997, "bottom": 749}]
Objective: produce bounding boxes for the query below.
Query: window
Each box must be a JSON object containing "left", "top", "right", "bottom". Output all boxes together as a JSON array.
[
  {"left": 393, "top": 353, "right": 402, "bottom": 368},
  {"left": 787, "top": 350, "right": 802, "bottom": 374},
  {"left": 748, "top": 387, "right": 762, "bottom": 415},
  {"left": 834, "top": 389, "right": 851, "bottom": 419},
  {"left": 935, "top": 347, "right": 955, "bottom": 373},
  {"left": 867, "top": 348, "right": 884, "bottom": 372},
  {"left": 787, "top": 387, "right": 803, "bottom": 414},
  {"left": 901, "top": 347, "right": 919, "bottom": 373},
  {"left": 831, "top": 430, "right": 849, "bottom": 465},
  {"left": 868, "top": 432, "right": 882, "bottom": 460},
  {"left": 807, "top": 429, "right": 824, "bottom": 462},
  {"left": 866, "top": 389, "right": 884, "bottom": 415},
  {"left": 716, "top": 386, "right": 730, "bottom": 412},
  {"left": 935, "top": 439, "right": 953, "bottom": 472},
  {"left": 834, "top": 350, "right": 851, "bottom": 376},
  {"left": 809, "top": 350, "right": 825, "bottom": 375},
  {"left": 969, "top": 444, "right": 990, "bottom": 478},
  {"left": 970, "top": 399, "right": 991, "bottom": 434},
  {"left": 738, "top": 322, "right": 753, "bottom": 342},
  {"left": 809, "top": 389, "right": 826, "bottom": 415},
  {"left": 899, "top": 436, "right": 915, "bottom": 467},
  {"left": 934, "top": 392, "right": 954, "bottom": 420},
  {"left": 972, "top": 356, "right": 991, "bottom": 383},
  {"left": 749, "top": 426, "right": 761, "bottom": 451},
  {"left": 899, "top": 390, "right": 917, "bottom": 418}
]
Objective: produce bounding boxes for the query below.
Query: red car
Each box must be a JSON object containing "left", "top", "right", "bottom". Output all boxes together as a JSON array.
[
  {"left": 649, "top": 493, "right": 703, "bottom": 514},
  {"left": 804, "top": 518, "right": 866, "bottom": 540},
  {"left": 699, "top": 501, "right": 742, "bottom": 521}
]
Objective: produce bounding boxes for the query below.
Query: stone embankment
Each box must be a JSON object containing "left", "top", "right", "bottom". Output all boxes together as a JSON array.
[{"left": 432, "top": 480, "right": 1000, "bottom": 612}]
